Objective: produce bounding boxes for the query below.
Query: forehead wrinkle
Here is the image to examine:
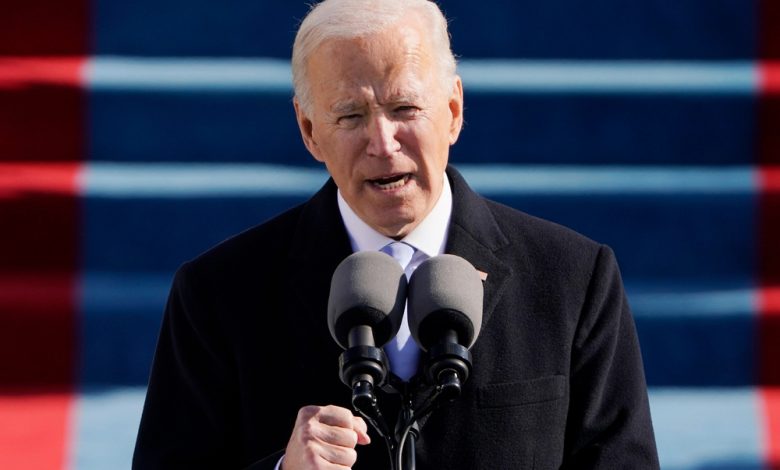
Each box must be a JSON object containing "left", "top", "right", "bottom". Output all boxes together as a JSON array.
[
  {"left": 315, "top": 30, "right": 437, "bottom": 116},
  {"left": 376, "top": 77, "right": 429, "bottom": 107},
  {"left": 383, "top": 87, "right": 424, "bottom": 103},
  {"left": 327, "top": 84, "right": 375, "bottom": 114}
]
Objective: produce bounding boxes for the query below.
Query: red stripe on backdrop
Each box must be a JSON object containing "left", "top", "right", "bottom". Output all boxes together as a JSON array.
[
  {"left": 0, "top": 57, "right": 85, "bottom": 88},
  {"left": 0, "top": 162, "right": 81, "bottom": 197},
  {"left": 0, "top": 390, "right": 73, "bottom": 470},
  {"left": 0, "top": 1, "right": 89, "bottom": 55},
  {"left": 761, "top": 62, "right": 780, "bottom": 95},
  {"left": 762, "top": 287, "right": 780, "bottom": 315},
  {"left": 0, "top": 57, "right": 86, "bottom": 163},
  {"left": 762, "top": 388, "right": 780, "bottom": 470},
  {"left": 763, "top": 168, "right": 780, "bottom": 192}
]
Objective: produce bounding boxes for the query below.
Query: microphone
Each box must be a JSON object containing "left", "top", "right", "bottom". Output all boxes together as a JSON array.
[
  {"left": 407, "top": 254, "right": 483, "bottom": 399},
  {"left": 328, "top": 251, "right": 407, "bottom": 406}
]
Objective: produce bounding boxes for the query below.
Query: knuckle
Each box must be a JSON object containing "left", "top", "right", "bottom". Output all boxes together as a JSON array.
[
  {"left": 299, "top": 420, "right": 317, "bottom": 441},
  {"left": 325, "top": 427, "right": 357, "bottom": 447},
  {"left": 303, "top": 441, "right": 324, "bottom": 464},
  {"left": 297, "top": 405, "right": 320, "bottom": 419},
  {"left": 303, "top": 445, "right": 318, "bottom": 460},
  {"left": 345, "top": 429, "right": 358, "bottom": 447},
  {"left": 324, "top": 404, "right": 352, "bottom": 423}
]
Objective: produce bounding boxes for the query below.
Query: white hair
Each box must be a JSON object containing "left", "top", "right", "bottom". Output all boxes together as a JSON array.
[{"left": 291, "top": 0, "right": 457, "bottom": 117}]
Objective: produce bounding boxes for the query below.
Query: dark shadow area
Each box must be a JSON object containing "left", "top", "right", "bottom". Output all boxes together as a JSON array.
[
  {"left": 0, "top": 191, "right": 80, "bottom": 386},
  {"left": 760, "top": 0, "right": 780, "bottom": 59},
  {"left": 0, "top": 272, "right": 77, "bottom": 386},
  {"left": 0, "top": 0, "right": 88, "bottom": 55},
  {"left": 0, "top": 84, "right": 85, "bottom": 162}
]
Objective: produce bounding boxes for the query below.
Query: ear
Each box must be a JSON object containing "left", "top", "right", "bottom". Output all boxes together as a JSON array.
[
  {"left": 447, "top": 76, "right": 464, "bottom": 145},
  {"left": 293, "top": 97, "right": 324, "bottom": 162}
]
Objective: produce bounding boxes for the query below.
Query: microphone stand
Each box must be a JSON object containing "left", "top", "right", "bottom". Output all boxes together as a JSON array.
[{"left": 339, "top": 341, "right": 473, "bottom": 470}]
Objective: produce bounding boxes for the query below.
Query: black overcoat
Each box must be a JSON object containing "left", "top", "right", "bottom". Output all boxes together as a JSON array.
[{"left": 133, "top": 167, "right": 659, "bottom": 469}]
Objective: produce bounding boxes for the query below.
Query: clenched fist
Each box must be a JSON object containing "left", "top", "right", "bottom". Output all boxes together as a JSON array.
[{"left": 282, "top": 405, "right": 371, "bottom": 469}]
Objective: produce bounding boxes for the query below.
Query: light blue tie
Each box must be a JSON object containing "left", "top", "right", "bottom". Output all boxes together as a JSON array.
[
  {"left": 381, "top": 242, "right": 415, "bottom": 276},
  {"left": 380, "top": 242, "right": 419, "bottom": 381}
]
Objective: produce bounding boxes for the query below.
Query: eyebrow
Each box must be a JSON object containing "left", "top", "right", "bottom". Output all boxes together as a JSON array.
[
  {"left": 329, "top": 91, "right": 425, "bottom": 115},
  {"left": 330, "top": 101, "right": 363, "bottom": 115},
  {"left": 385, "top": 91, "right": 424, "bottom": 104}
]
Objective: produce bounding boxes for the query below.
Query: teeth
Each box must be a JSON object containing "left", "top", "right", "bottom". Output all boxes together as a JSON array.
[{"left": 372, "top": 174, "right": 408, "bottom": 189}]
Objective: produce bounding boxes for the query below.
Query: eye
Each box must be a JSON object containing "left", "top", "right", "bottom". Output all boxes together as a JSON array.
[
  {"left": 394, "top": 105, "right": 419, "bottom": 118},
  {"left": 337, "top": 114, "right": 361, "bottom": 124}
]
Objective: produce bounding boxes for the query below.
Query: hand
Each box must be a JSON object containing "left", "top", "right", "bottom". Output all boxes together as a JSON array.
[{"left": 282, "top": 405, "right": 371, "bottom": 469}]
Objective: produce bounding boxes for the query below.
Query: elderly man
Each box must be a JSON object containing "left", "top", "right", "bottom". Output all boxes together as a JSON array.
[{"left": 133, "top": 0, "right": 659, "bottom": 468}]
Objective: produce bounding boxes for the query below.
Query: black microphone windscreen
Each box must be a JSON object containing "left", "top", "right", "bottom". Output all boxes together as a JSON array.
[
  {"left": 408, "top": 254, "right": 483, "bottom": 351},
  {"left": 328, "top": 251, "right": 407, "bottom": 349}
]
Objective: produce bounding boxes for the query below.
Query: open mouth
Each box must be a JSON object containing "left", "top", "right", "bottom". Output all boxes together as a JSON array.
[{"left": 368, "top": 173, "right": 411, "bottom": 190}]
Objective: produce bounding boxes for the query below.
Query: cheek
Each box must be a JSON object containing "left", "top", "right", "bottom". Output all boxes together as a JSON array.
[
  {"left": 410, "top": 113, "right": 450, "bottom": 149},
  {"left": 318, "top": 134, "right": 357, "bottom": 167},
  {"left": 398, "top": 130, "right": 421, "bottom": 154},
  {"left": 327, "top": 151, "right": 362, "bottom": 187},
  {"left": 404, "top": 125, "right": 449, "bottom": 170},
  {"left": 333, "top": 131, "right": 365, "bottom": 157}
]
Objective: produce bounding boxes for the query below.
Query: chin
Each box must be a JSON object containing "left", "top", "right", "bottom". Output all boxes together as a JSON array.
[
  {"left": 364, "top": 204, "right": 422, "bottom": 238},
  {"left": 371, "top": 216, "right": 416, "bottom": 239}
]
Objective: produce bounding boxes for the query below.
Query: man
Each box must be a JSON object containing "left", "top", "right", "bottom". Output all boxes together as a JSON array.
[{"left": 133, "top": 0, "right": 659, "bottom": 468}]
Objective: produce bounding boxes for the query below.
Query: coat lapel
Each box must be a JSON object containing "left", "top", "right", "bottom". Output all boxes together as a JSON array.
[
  {"left": 445, "top": 166, "right": 514, "bottom": 332},
  {"left": 287, "top": 178, "right": 353, "bottom": 360}
]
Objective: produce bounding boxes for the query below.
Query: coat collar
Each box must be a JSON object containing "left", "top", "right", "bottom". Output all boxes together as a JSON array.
[
  {"left": 288, "top": 166, "right": 513, "bottom": 343},
  {"left": 291, "top": 167, "right": 513, "bottom": 352}
]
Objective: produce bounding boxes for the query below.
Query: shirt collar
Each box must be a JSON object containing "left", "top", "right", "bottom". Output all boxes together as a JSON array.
[{"left": 337, "top": 174, "right": 452, "bottom": 258}]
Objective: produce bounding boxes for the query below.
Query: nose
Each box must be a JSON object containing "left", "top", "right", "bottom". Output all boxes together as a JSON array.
[{"left": 365, "top": 114, "right": 401, "bottom": 158}]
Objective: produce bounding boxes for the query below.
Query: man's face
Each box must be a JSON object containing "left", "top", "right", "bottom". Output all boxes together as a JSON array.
[{"left": 294, "top": 19, "right": 463, "bottom": 239}]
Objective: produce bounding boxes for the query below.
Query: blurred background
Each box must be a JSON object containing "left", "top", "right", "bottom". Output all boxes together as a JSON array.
[{"left": 1, "top": 0, "right": 778, "bottom": 468}]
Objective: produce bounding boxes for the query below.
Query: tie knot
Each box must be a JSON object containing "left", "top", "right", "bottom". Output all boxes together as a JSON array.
[{"left": 380, "top": 242, "right": 416, "bottom": 270}]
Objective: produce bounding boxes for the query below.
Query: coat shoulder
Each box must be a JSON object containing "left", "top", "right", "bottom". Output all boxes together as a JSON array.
[
  {"left": 483, "top": 197, "right": 603, "bottom": 259},
  {"left": 181, "top": 203, "right": 306, "bottom": 282}
]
